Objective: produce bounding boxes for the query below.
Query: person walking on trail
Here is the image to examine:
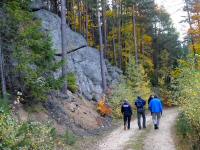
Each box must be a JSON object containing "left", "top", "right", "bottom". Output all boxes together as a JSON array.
[
  {"left": 135, "top": 96, "right": 146, "bottom": 130},
  {"left": 148, "top": 95, "right": 154, "bottom": 105},
  {"left": 149, "top": 95, "right": 163, "bottom": 130},
  {"left": 121, "top": 99, "right": 132, "bottom": 130}
]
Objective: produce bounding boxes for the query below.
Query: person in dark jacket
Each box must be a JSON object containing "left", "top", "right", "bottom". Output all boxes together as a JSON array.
[
  {"left": 121, "top": 99, "right": 132, "bottom": 130},
  {"left": 148, "top": 95, "right": 154, "bottom": 105},
  {"left": 135, "top": 96, "right": 146, "bottom": 129},
  {"left": 149, "top": 95, "right": 163, "bottom": 129}
]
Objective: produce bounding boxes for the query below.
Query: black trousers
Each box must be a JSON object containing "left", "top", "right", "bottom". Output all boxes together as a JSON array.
[
  {"left": 124, "top": 115, "right": 131, "bottom": 129},
  {"left": 137, "top": 111, "right": 146, "bottom": 129}
]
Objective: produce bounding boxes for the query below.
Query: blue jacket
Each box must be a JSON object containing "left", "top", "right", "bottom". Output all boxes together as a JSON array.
[
  {"left": 149, "top": 98, "right": 163, "bottom": 113},
  {"left": 121, "top": 102, "right": 132, "bottom": 116}
]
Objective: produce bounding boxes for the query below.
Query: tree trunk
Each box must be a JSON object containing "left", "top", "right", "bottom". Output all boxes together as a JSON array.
[
  {"left": 78, "top": 0, "right": 82, "bottom": 34},
  {"left": 61, "top": 0, "right": 68, "bottom": 93},
  {"left": 113, "top": 38, "right": 117, "bottom": 66},
  {"left": 85, "top": 6, "right": 89, "bottom": 42},
  {"left": 117, "top": 3, "right": 122, "bottom": 69},
  {"left": 0, "top": 37, "right": 7, "bottom": 98},
  {"left": 184, "top": 0, "right": 197, "bottom": 65},
  {"left": 73, "top": 0, "right": 76, "bottom": 31},
  {"left": 97, "top": 0, "right": 107, "bottom": 92},
  {"left": 132, "top": 5, "right": 138, "bottom": 65},
  {"left": 102, "top": 0, "right": 107, "bottom": 58}
]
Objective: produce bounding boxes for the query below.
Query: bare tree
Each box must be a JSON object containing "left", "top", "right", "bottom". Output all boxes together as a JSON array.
[
  {"left": 97, "top": 0, "right": 107, "bottom": 92},
  {"left": 0, "top": 37, "right": 7, "bottom": 98},
  {"left": 132, "top": 5, "right": 138, "bottom": 65},
  {"left": 117, "top": 3, "right": 122, "bottom": 68},
  {"left": 184, "top": 0, "right": 197, "bottom": 65},
  {"left": 61, "top": 0, "right": 68, "bottom": 93}
]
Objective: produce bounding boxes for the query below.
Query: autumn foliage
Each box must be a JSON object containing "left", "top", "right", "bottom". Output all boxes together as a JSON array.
[{"left": 97, "top": 96, "right": 112, "bottom": 116}]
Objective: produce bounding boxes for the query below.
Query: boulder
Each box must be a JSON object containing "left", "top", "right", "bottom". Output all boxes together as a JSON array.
[
  {"left": 67, "top": 47, "right": 103, "bottom": 100},
  {"left": 34, "top": 9, "right": 87, "bottom": 54}
]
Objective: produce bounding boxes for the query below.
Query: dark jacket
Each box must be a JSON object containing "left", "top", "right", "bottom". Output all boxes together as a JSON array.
[
  {"left": 135, "top": 97, "right": 146, "bottom": 112},
  {"left": 148, "top": 96, "right": 154, "bottom": 105},
  {"left": 121, "top": 102, "right": 132, "bottom": 116}
]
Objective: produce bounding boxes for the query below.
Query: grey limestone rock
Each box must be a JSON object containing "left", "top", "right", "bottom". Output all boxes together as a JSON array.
[
  {"left": 34, "top": 9, "right": 87, "bottom": 55},
  {"left": 34, "top": 9, "right": 122, "bottom": 100}
]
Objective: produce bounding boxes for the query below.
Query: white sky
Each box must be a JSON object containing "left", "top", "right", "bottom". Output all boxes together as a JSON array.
[{"left": 155, "top": 0, "right": 188, "bottom": 41}]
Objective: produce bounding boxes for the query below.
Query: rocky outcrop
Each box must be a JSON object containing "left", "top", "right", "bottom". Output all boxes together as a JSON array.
[
  {"left": 34, "top": 9, "right": 87, "bottom": 55},
  {"left": 34, "top": 9, "right": 121, "bottom": 101}
]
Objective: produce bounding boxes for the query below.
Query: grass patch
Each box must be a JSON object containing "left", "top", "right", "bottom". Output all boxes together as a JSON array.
[
  {"left": 125, "top": 126, "right": 151, "bottom": 150},
  {"left": 25, "top": 103, "right": 47, "bottom": 113}
]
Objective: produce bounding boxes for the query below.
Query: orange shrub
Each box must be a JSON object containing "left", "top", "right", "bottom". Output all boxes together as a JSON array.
[{"left": 97, "top": 97, "right": 112, "bottom": 116}]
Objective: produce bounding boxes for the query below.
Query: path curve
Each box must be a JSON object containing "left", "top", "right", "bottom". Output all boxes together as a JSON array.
[
  {"left": 98, "top": 108, "right": 178, "bottom": 150},
  {"left": 98, "top": 114, "right": 152, "bottom": 150},
  {"left": 143, "top": 109, "right": 178, "bottom": 150}
]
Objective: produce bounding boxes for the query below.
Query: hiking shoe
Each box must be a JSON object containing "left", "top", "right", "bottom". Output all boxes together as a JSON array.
[
  {"left": 154, "top": 124, "right": 158, "bottom": 129},
  {"left": 124, "top": 126, "right": 127, "bottom": 130}
]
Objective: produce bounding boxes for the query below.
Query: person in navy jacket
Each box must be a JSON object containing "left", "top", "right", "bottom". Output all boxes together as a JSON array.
[
  {"left": 121, "top": 99, "right": 132, "bottom": 130},
  {"left": 135, "top": 96, "right": 146, "bottom": 129},
  {"left": 149, "top": 95, "right": 163, "bottom": 129}
]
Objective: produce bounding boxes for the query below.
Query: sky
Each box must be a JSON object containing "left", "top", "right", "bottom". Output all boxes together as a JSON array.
[{"left": 155, "top": 0, "right": 188, "bottom": 41}]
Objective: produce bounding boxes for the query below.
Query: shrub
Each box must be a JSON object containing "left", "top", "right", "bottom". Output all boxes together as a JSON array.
[
  {"left": 171, "top": 59, "right": 200, "bottom": 149},
  {"left": 0, "top": 104, "right": 56, "bottom": 149},
  {"left": 63, "top": 130, "right": 76, "bottom": 145},
  {"left": 109, "top": 81, "right": 136, "bottom": 118},
  {"left": 67, "top": 73, "right": 78, "bottom": 93},
  {"left": 109, "top": 59, "right": 152, "bottom": 118}
]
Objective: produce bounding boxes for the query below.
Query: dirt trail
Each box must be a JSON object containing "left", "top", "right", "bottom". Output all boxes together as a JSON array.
[
  {"left": 97, "top": 109, "right": 178, "bottom": 150},
  {"left": 98, "top": 114, "right": 152, "bottom": 150},
  {"left": 143, "top": 109, "right": 178, "bottom": 150}
]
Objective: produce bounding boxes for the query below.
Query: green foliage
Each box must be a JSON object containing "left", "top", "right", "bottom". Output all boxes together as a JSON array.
[
  {"left": 171, "top": 58, "right": 200, "bottom": 149},
  {"left": 126, "top": 58, "right": 152, "bottom": 100},
  {"left": 109, "top": 81, "right": 136, "bottom": 118},
  {"left": 67, "top": 73, "right": 78, "bottom": 93},
  {"left": 1, "top": 1, "right": 63, "bottom": 102},
  {"left": 0, "top": 104, "right": 56, "bottom": 149},
  {"left": 176, "top": 113, "right": 193, "bottom": 138},
  {"left": 63, "top": 130, "right": 76, "bottom": 145},
  {"left": 109, "top": 59, "right": 152, "bottom": 118}
]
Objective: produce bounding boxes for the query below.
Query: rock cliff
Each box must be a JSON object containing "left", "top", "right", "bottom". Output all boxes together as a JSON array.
[{"left": 34, "top": 9, "right": 121, "bottom": 100}]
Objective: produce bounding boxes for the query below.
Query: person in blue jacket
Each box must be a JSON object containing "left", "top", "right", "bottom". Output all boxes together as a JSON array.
[
  {"left": 135, "top": 96, "right": 146, "bottom": 130},
  {"left": 149, "top": 95, "right": 163, "bottom": 129},
  {"left": 121, "top": 99, "right": 132, "bottom": 130}
]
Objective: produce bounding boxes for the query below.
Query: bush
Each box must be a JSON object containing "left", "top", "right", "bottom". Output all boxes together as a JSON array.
[
  {"left": 109, "top": 81, "right": 137, "bottom": 118},
  {"left": 67, "top": 73, "right": 78, "bottom": 93},
  {"left": 109, "top": 59, "right": 152, "bottom": 118},
  {"left": 172, "top": 59, "right": 200, "bottom": 149},
  {"left": 0, "top": 104, "right": 56, "bottom": 149},
  {"left": 63, "top": 130, "right": 76, "bottom": 145}
]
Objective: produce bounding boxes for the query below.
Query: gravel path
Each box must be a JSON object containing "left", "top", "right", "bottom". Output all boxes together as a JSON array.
[
  {"left": 98, "top": 109, "right": 178, "bottom": 150},
  {"left": 143, "top": 109, "right": 178, "bottom": 150},
  {"left": 98, "top": 114, "right": 152, "bottom": 150}
]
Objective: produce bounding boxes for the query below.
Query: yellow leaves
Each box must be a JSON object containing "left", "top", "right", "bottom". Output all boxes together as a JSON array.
[
  {"left": 171, "top": 68, "right": 181, "bottom": 78},
  {"left": 106, "top": 10, "right": 116, "bottom": 18},
  {"left": 143, "top": 34, "right": 152, "bottom": 46}
]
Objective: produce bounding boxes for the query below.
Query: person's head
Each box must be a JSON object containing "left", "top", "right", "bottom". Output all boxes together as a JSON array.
[
  {"left": 137, "top": 96, "right": 141, "bottom": 99},
  {"left": 124, "top": 99, "right": 128, "bottom": 103},
  {"left": 150, "top": 95, "right": 154, "bottom": 98},
  {"left": 154, "top": 95, "right": 158, "bottom": 98}
]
